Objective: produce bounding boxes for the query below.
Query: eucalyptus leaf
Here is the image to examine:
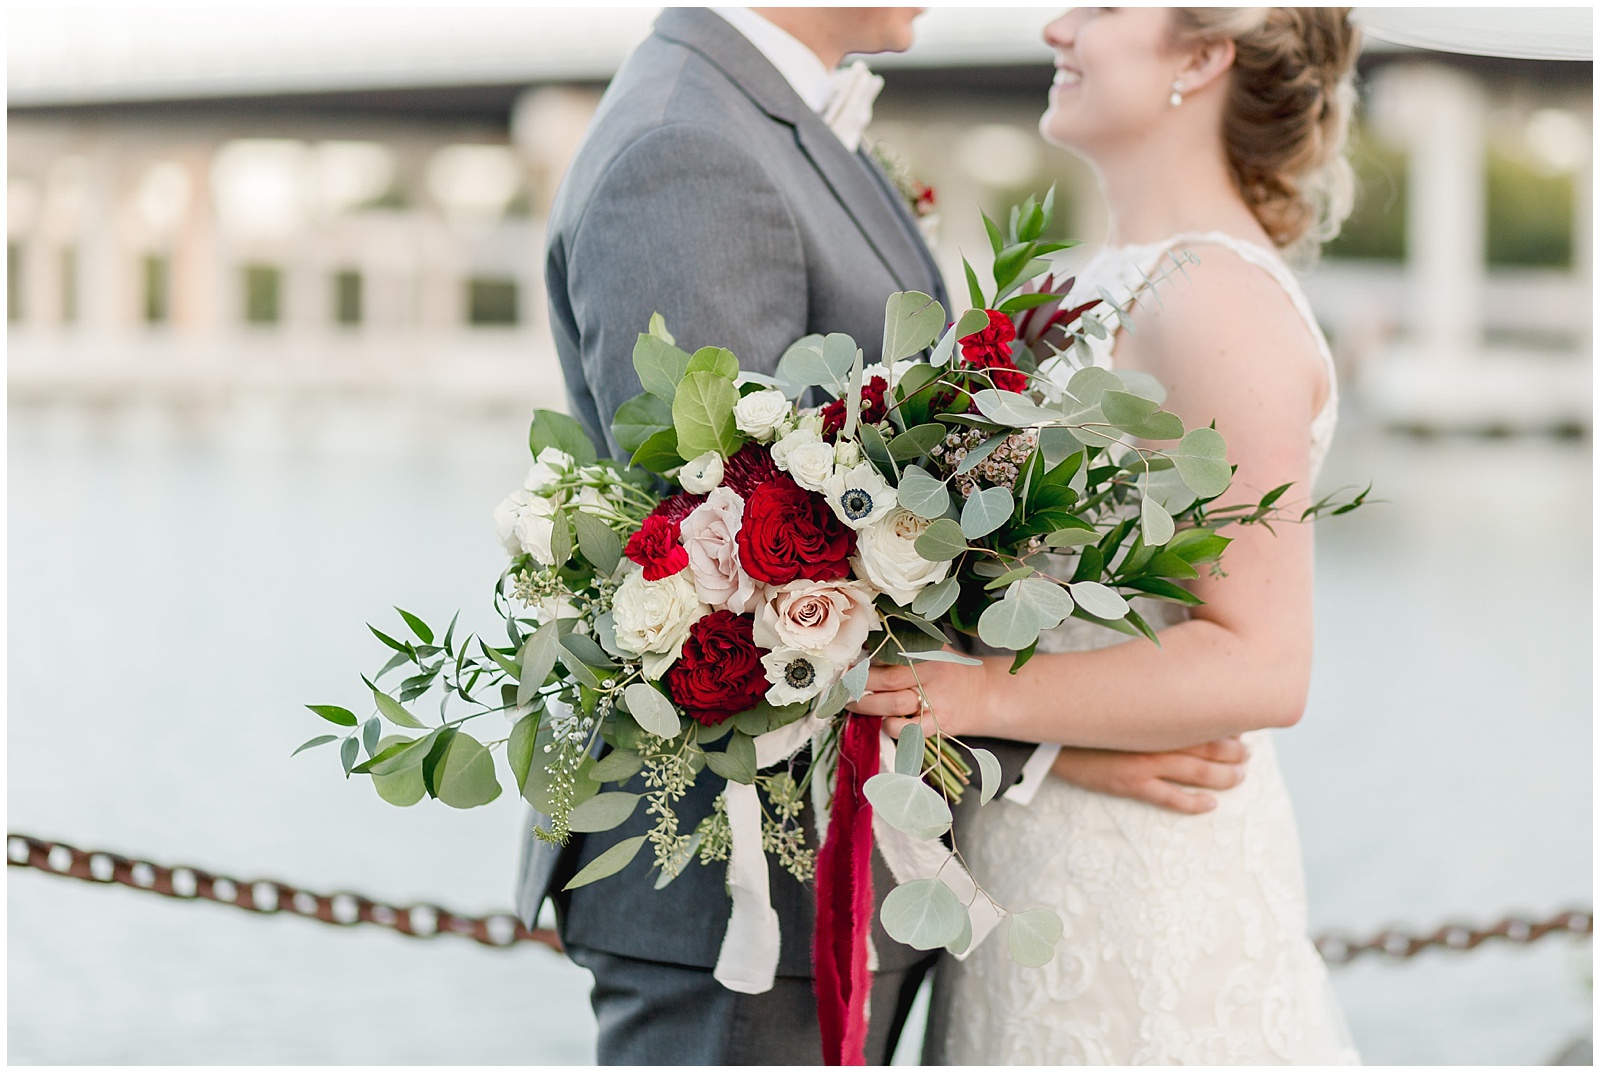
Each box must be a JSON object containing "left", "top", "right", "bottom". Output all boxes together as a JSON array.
[
  {"left": 971, "top": 746, "right": 1003, "bottom": 806},
  {"left": 527, "top": 409, "right": 598, "bottom": 466},
  {"left": 914, "top": 518, "right": 967, "bottom": 562},
  {"left": 888, "top": 423, "right": 948, "bottom": 461},
  {"left": 589, "top": 748, "right": 645, "bottom": 784},
  {"left": 880, "top": 878, "right": 967, "bottom": 950},
  {"left": 361, "top": 716, "right": 381, "bottom": 758},
  {"left": 894, "top": 723, "right": 926, "bottom": 777},
  {"left": 953, "top": 433, "right": 1007, "bottom": 476},
  {"left": 371, "top": 735, "right": 427, "bottom": 806},
  {"left": 560, "top": 631, "right": 617, "bottom": 670},
  {"left": 685, "top": 346, "right": 739, "bottom": 380},
  {"left": 841, "top": 658, "right": 871, "bottom": 701},
  {"left": 630, "top": 428, "right": 683, "bottom": 474},
  {"left": 1007, "top": 907, "right": 1065, "bottom": 967},
  {"left": 1011, "top": 578, "right": 1075, "bottom": 630},
  {"left": 507, "top": 713, "right": 539, "bottom": 794},
  {"left": 634, "top": 334, "right": 692, "bottom": 403},
  {"left": 611, "top": 392, "right": 675, "bottom": 455},
  {"left": 1069, "top": 581, "right": 1131, "bottom": 620},
  {"left": 706, "top": 731, "right": 757, "bottom": 785},
  {"left": 1038, "top": 427, "right": 1080, "bottom": 469},
  {"left": 911, "top": 576, "right": 960, "bottom": 619},
  {"left": 977, "top": 595, "right": 1041, "bottom": 651},
  {"left": 563, "top": 835, "right": 648, "bottom": 891},
  {"left": 567, "top": 791, "right": 642, "bottom": 833},
  {"left": 673, "top": 371, "right": 741, "bottom": 459},
  {"left": 897, "top": 465, "right": 950, "bottom": 520},
  {"left": 572, "top": 511, "right": 623, "bottom": 577},
  {"left": 623, "top": 682, "right": 682, "bottom": 739},
  {"left": 1140, "top": 494, "right": 1176, "bottom": 546},
  {"left": 1044, "top": 526, "right": 1099, "bottom": 548},
  {"left": 973, "top": 389, "right": 1055, "bottom": 428},
  {"left": 900, "top": 648, "right": 984, "bottom": 666},
  {"left": 517, "top": 623, "right": 560, "bottom": 706},
  {"left": 946, "top": 909, "right": 974, "bottom": 957},
  {"left": 953, "top": 307, "right": 991, "bottom": 338},
  {"left": 1169, "top": 427, "right": 1232, "bottom": 498},
  {"left": 775, "top": 334, "right": 831, "bottom": 388},
  {"left": 1066, "top": 366, "right": 1123, "bottom": 406},
  {"left": 863, "top": 771, "right": 952, "bottom": 840},
  {"left": 960, "top": 486, "right": 1014, "bottom": 540},
  {"left": 928, "top": 323, "right": 957, "bottom": 367},
  {"left": 882, "top": 290, "right": 946, "bottom": 362}
]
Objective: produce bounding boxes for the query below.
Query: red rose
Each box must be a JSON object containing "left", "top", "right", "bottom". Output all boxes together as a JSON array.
[
  {"left": 665, "top": 610, "right": 770, "bottom": 725},
  {"left": 821, "top": 375, "right": 889, "bottom": 440},
  {"left": 623, "top": 515, "right": 688, "bottom": 580},
  {"left": 959, "top": 310, "right": 1029, "bottom": 393},
  {"left": 737, "top": 475, "right": 856, "bottom": 585},
  {"left": 722, "top": 441, "right": 781, "bottom": 498},
  {"left": 650, "top": 492, "right": 706, "bottom": 525}
]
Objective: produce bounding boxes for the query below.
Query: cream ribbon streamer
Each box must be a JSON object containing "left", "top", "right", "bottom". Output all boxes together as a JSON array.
[{"left": 711, "top": 713, "right": 1009, "bottom": 992}]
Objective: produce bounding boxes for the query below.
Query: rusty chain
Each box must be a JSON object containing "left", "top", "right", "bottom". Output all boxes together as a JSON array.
[{"left": 8, "top": 833, "right": 1591, "bottom": 966}]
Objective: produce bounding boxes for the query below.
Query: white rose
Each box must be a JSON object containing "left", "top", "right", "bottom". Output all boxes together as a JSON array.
[
  {"left": 771, "top": 426, "right": 821, "bottom": 472},
  {"left": 754, "top": 579, "right": 879, "bottom": 668},
  {"left": 853, "top": 507, "right": 951, "bottom": 606},
  {"left": 785, "top": 440, "right": 837, "bottom": 492},
  {"left": 679, "top": 486, "right": 758, "bottom": 613},
  {"left": 611, "top": 568, "right": 706, "bottom": 679},
  {"left": 761, "top": 648, "right": 837, "bottom": 706},
  {"left": 797, "top": 411, "right": 824, "bottom": 436},
  {"left": 833, "top": 438, "right": 862, "bottom": 468},
  {"left": 524, "top": 447, "right": 576, "bottom": 494},
  {"left": 573, "top": 484, "right": 608, "bottom": 512},
  {"left": 734, "top": 389, "right": 792, "bottom": 440},
  {"left": 679, "top": 450, "right": 725, "bottom": 494},
  {"left": 821, "top": 461, "right": 897, "bottom": 530},
  {"left": 494, "top": 488, "right": 561, "bottom": 563}
]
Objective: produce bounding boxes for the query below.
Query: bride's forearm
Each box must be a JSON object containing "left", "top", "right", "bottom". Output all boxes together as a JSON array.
[{"left": 977, "top": 617, "right": 1311, "bottom": 752}]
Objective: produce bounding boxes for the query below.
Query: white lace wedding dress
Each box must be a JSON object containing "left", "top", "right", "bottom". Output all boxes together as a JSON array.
[{"left": 927, "top": 233, "right": 1360, "bottom": 1065}]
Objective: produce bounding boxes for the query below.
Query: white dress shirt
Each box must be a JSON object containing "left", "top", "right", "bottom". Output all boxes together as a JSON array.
[{"left": 712, "top": 7, "right": 835, "bottom": 113}]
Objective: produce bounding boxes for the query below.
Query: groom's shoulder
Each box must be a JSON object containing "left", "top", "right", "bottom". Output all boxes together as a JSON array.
[{"left": 572, "top": 33, "right": 778, "bottom": 175}]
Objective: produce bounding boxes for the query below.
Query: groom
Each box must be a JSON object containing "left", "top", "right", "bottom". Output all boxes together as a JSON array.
[{"left": 524, "top": 7, "right": 1249, "bottom": 1064}]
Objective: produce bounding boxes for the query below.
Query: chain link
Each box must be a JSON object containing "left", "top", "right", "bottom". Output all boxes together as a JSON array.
[{"left": 9, "top": 833, "right": 1591, "bottom": 965}]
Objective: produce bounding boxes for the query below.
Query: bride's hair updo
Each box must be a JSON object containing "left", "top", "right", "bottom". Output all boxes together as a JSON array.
[{"left": 1170, "top": 8, "right": 1361, "bottom": 258}]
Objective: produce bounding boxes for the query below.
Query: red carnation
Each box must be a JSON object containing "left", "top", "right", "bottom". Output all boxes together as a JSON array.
[
  {"left": 722, "top": 441, "right": 782, "bottom": 498},
  {"left": 960, "top": 310, "right": 1029, "bottom": 393},
  {"left": 664, "top": 611, "right": 770, "bottom": 725},
  {"left": 650, "top": 492, "right": 706, "bottom": 525},
  {"left": 821, "top": 375, "right": 889, "bottom": 440},
  {"left": 736, "top": 475, "right": 855, "bottom": 585},
  {"left": 623, "top": 514, "right": 688, "bottom": 580}
]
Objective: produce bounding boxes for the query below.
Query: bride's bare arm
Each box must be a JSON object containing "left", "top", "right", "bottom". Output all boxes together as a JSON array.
[{"left": 850, "top": 248, "right": 1331, "bottom": 751}]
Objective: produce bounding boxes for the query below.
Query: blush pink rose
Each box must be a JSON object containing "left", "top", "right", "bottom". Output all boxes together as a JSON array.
[
  {"left": 679, "top": 486, "right": 758, "bottom": 614},
  {"left": 752, "top": 579, "right": 879, "bottom": 668}
]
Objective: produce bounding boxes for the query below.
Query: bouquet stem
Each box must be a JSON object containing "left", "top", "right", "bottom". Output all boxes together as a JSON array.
[{"left": 923, "top": 736, "right": 972, "bottom": 804}]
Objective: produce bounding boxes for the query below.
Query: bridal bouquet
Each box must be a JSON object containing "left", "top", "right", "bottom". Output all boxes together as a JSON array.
[{"left": 301, "top": 190, "right": 1363, "bottom": 1060}]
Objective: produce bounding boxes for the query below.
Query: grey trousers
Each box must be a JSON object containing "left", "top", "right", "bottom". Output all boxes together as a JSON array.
[{"left": 567, "top": 944, "right": 938, "bottom": 1065}]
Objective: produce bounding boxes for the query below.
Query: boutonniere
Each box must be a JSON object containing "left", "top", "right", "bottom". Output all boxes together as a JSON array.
[{"left": 868, "top": 142, "right": 939, "bottom": 241}]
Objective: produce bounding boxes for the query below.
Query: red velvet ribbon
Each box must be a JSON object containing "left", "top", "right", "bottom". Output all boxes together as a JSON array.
[{"left": 813, "top": 713, "right": 881, "bottom": 1066}]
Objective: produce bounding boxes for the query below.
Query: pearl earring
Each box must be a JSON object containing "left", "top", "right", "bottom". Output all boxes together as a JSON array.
[{"left": 1169, "top": 80, "right": 1184, "bottom": 107}]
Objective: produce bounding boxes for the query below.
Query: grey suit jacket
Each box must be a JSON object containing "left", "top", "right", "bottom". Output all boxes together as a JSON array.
[{"left": 521, "top": 7, "right": 1032, "bottom": 976}]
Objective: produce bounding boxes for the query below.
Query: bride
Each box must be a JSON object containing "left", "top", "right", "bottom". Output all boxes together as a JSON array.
[{"left": 850, "top": 7, "right": 1363, "bottom": 1064}]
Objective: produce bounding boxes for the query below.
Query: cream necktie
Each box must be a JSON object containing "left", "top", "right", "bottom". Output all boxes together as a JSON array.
[{"left": 822, "top": 60, "right": 883, "bottom": 152}]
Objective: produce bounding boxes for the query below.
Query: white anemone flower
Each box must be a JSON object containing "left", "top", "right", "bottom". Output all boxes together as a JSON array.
[
  {"left": 821, "top": 462, "right": 897, "bottom": 530},
  {"left": 760, "top": 648, "right": 837, "bottom": 706}
]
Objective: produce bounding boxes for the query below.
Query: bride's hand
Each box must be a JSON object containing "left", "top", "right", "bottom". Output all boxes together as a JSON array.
[
  {"left": 846, "top": 652, "right": 1002, "bottom": 739},
  {"left": 1051, "top": 738, "right": 1250, "bottom": 814}
]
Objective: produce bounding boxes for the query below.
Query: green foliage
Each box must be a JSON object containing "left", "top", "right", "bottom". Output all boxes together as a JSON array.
[
  {"left": 673, "top": 371, "right": 743, "bottom": 459},
  {"left": 528, "top": 409, "right": 597, "bottom": 466}
]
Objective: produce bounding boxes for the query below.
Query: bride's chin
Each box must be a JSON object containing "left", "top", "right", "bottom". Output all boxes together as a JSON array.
[{"left": 1038, "top": 109, "right": 1076, "bottom": 151}]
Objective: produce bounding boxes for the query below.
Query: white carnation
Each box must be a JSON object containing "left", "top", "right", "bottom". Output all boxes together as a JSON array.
[
  {"left": 821, "top": 462, "right": 897, "bottom": 530},
  {"left": 679, "top": 450, "right": 725, "bottom": 494},
  {"left": 785, "top": 440, "right": 837, "bottom": 493},
  {"left": 853, "top": 507, "right": 951, "bottom": 606},
  {"left": 734, "top": 389, "right": 792, "bottom": 440},
  {"left": 611, "top": 568, "right": 706, "bottom": 680},
  {"left": 760, "top": 648, "right": 837, "bottom": 706}
]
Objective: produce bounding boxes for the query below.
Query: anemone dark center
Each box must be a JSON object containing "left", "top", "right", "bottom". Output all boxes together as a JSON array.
[
  {"left": 841, "top": 488, "right": 874, "bottom": 520},
  {"left": 784, "top": 659, "right": 817, "bottom": 688}
]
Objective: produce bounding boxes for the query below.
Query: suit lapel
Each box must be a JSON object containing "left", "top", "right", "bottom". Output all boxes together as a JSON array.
[{"left": 653, "top": 9, "right": 929, "bottom": 293}]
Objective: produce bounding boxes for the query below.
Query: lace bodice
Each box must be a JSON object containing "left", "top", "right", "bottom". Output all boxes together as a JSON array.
[{"left": 926, "top": 234, "right": 1358, "bottom": 1065}]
